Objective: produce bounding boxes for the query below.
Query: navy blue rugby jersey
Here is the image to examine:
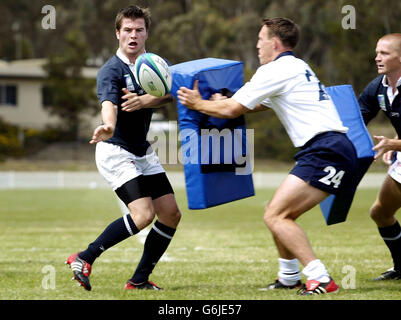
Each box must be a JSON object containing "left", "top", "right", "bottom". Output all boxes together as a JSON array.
[
  {"left": 358, "top": 75, "right": 401, "bottom": 137},
  {"left": 97, "top": 54, "right": 153, "bottom": 156}
]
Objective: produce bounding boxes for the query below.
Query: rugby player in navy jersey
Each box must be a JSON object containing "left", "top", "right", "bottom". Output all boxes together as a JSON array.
[
  {"left": 178, "top": 18, "right": 359, "bottom": 295},
  {"left": 358, "top": 33, "right": 401, "bottom": 281},
  {"left": 66, "top": 5, "right": 181, "bottom": 291}
]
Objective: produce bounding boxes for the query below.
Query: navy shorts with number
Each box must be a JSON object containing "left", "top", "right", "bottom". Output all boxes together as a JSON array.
[{"left": 290, "top": 132, "right": 358, "bottom": 194}]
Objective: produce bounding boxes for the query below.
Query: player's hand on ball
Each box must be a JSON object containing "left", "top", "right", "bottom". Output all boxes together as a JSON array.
[
  {"left": 121, "top": 88, "right": 144, "bottom": 112},
  {"left": 89, "top": 124, "right": 114, "bottom": 144},
  {"left": 177, "top": 80, "right": 202, "bottom": 109}
]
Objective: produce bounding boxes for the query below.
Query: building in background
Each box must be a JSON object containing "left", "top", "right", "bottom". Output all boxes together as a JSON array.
[{"left": 0, "top": 59, "right": 101, "bottom": 137}]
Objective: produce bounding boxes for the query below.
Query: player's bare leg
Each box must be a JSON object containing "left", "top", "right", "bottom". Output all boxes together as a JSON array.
[
  {"left": 370, "top": 175, "right": 401, "bottom": 227},
  {"left": 153, "top": 193, "right": 181, "bottom": 229},
  {"left": 370, "top": 175, "right": 401, "bottom": 280},
  {"left": 263, "top": 174, "right": 338, "bottom": 294},
  {"left": 264, "top": 174, "right": 326, "bottom": 265},
  {"left": 127, "top": 196, "right": 156, "bottom": 229}
]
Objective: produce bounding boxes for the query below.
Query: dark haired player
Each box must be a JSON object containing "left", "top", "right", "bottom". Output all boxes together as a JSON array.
[
  {"left": 66, "top": 5, "right": 181, "bottom": 291},
  {"left": 178, "top": 17, "right": 359, "bottom": 295}
]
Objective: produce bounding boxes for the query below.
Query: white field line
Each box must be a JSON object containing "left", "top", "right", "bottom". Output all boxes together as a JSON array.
[{"left": 0, "top": 171, "right": 386, "bottom": 189}]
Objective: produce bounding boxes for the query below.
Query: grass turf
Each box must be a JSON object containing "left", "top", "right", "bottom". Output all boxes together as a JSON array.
[{"left": 0, "top": 187, "right": 400, "bottom": 301}]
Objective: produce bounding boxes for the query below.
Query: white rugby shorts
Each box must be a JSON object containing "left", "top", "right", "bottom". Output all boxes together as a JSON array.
[
  {"left": 389, "top": 152, "right": 401, "bottom": 184},
  {"left": 95, "top": 142, "right": 165, "bottom": 190}
]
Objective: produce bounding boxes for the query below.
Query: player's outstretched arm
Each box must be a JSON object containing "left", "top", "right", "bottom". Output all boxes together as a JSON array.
[
  {"left": 177, "top": 80, "right": 248, "bottom": 119},
  {"left": 210, "top": 93, "right": 267, "bottom": 113},
  {"left": 89, "top": 101, "right": 117, "bottom": 144}
]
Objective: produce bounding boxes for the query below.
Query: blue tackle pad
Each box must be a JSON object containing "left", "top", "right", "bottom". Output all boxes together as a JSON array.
[
  {"left": 169, "top": 58, "right": 255, "bottom": 209},
  {"left": 320, "top": 85, "right": 375, "bottom": 225}
]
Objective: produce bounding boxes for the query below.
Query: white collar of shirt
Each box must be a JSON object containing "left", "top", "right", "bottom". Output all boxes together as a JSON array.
[
  {"left": 116, "top": 48, "right": 134, "bottom": 65},
  {"left": 382, "top": 75, "right": 401, "bottom": 105},
  {"left": 116, "top": 48, "right": 137, "bottom": 74}
]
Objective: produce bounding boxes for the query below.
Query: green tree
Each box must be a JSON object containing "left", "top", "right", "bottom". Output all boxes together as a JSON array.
[
  {"left": 43, "top": 28, "right": 98, "bottom": 141},
  {"left": 0, "top": 117, "right": 23, "bottom": 159},
  {"left": 2, "top": 0, "right": 400, "bottom": 161}
]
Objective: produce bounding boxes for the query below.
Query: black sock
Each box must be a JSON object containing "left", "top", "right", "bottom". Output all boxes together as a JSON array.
[
  {"left": 379, "top": 220, "right": 401, "bottom": 271},
  {"left": 79, "top": 214, "right": 139, "bottom": 265},
  {"left": 131, "top": 220, "right": 176, "bottom": 284}
]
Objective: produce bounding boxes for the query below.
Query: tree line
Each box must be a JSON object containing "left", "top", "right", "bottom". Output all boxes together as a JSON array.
[{"left": 0, "top": 0, "right": 400, "bottom": 159}]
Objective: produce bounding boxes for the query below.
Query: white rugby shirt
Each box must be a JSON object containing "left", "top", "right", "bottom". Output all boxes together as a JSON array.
[{"left": 232, "top": 52, "right": 348, "bottom": 147}]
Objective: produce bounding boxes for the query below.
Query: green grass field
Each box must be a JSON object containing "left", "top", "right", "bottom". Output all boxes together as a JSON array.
[{"left": 1, "top": 186, "right": 400, "bottom": 301}]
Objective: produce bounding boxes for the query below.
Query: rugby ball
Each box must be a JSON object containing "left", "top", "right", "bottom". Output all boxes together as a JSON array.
[{"left": 134, "top": 53, "right": 172, "bottom": 97}]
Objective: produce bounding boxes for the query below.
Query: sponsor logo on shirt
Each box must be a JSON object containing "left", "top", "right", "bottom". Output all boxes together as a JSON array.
[
  {"left": 377, "top": 94, "right": 387, "bottom": 111},
  {"left": 124, "top": 74, "right": 136, "bottom": 92}
]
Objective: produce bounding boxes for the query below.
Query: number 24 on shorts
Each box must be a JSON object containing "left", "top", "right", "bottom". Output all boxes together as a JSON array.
[{"left": 318, "top": 166, "right": 345, "bottom": 188}]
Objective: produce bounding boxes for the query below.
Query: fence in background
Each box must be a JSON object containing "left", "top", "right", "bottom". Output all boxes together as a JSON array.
[{"left": 0, "top": 171, "right": 386, "bottom": 189}]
